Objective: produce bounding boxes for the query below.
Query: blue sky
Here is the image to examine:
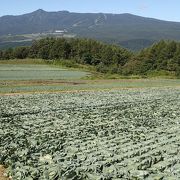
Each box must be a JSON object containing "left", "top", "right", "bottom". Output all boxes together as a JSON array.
[{"left": 0, "top": 0, "right": 180, "bottom": 22}]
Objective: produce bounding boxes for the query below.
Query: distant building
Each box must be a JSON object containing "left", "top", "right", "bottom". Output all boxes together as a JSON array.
[{"left": 55, "top": 30, "right": 65, "bottom": 33}]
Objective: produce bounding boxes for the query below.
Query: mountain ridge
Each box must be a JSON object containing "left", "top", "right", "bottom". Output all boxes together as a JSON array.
[
  {"left": 1, "top": 9, "right": 179, "bottom": 23},
  {"left": 1, "top": 9, "right": 180, "bottom": 50}
]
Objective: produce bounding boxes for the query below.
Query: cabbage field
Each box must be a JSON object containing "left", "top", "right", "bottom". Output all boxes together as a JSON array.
[
  {"left": 0, "top": 87, "right": 180, "bottom": 179},
  {"left": 0, "top": 64, "right": 89, "bottom": 81},
  {"left": 1, "top": 62, "right": 180, "bottom": 94}
]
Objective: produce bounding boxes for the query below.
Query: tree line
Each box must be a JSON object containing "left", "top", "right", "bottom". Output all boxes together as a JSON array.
[
  {"left": 124, "top": 40, "right": 180, "bottom": 76},
  {"left": 0, "top": 38, "right": 179, "bottom": 77}
]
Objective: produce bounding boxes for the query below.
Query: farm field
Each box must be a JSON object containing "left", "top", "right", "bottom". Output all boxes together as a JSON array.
[
  {"left": 0, "top": 62, "right": 180, "bottom": 94},
  {"left": 0, "top": 87, "right": 180, "bottom": 179},
  {"left": 1, "top": 79, "right": 180, "bottom": 94},
  {"left": 0, "top": 64, "right": 89, "bottom": 81},
  {"left": 0, "top": 61, "right": 180, "bottom": 179}
]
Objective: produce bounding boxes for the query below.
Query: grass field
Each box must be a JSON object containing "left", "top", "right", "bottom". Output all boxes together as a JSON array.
[
  {"left": 1, "top": 79, "right": 180, "bottom": 94},
  {"left": 0, "top": 64, "right": 89, "bottom": 81},
  {"left": 0, "top": 60, "right": 180, "bottom": 94}
]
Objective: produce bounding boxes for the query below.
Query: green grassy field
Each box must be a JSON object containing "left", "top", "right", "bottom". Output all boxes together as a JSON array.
[
  {"left": 1, "top": 79, "right": 180, "bottom": 94},
  {"left": 0, "top": 60, "right": 180, "bottom": 94},
  {"left": 0, "top": 64, "right": 89, "bottom": 81}
]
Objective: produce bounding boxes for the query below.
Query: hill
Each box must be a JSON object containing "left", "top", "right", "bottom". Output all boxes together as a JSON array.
[{"left": 1, "top": 9, "right": 180, "bottom": 50}]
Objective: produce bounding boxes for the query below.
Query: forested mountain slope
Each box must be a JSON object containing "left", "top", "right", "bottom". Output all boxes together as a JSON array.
[{"left": 1, "top": 9, "right": 180, "bottom": 50}]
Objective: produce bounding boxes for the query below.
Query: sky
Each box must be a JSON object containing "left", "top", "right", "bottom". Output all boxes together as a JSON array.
[{"left": 0, "top": 0, "right": 180, "bottom": 22}]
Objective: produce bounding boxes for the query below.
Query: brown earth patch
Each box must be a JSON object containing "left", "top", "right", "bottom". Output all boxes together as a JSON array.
[
  {"left": 0, "top": 166, "right": 9, "bottom": 180},
  {"left": 0, "top": 80, "right": 86, "bottom": 86}
]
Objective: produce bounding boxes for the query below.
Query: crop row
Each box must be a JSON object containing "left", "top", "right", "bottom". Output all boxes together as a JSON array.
[{"left": 0, "top": 88, "right": 180, "bottom": 179}]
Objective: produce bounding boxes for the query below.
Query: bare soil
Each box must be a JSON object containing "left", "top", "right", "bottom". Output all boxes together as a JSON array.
[
  {"left": 0, "top": 166, "right": 9, "bottom": 180},
  {"left": 0, "top": 80, "right": 86, "bottom": 86}
]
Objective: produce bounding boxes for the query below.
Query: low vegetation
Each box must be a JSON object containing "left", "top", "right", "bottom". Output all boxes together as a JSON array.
[
  {"left": 0, "top": 64, "right": 89, "bottom": 81},
  {"left": 0, "top": 62, "right": 180, "bottom": 94},
  {"left": 0, "top": 88, "right": 180, "bottom": 179}
]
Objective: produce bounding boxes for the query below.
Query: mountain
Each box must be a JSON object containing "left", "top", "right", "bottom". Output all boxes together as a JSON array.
[{"left": 1, "top": 9, "right": 180, "bottom": 50}]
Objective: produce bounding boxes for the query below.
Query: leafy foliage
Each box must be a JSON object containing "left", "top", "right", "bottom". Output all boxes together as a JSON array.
[
  {"left": 123, "top": 40, "right": 180, "bottom": 77},
  {"left": 0, "top": 64, "right": 88, "bottom": 81},
  {"left": 0, "top": 88, "right": 180, "bottom": 179}
]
